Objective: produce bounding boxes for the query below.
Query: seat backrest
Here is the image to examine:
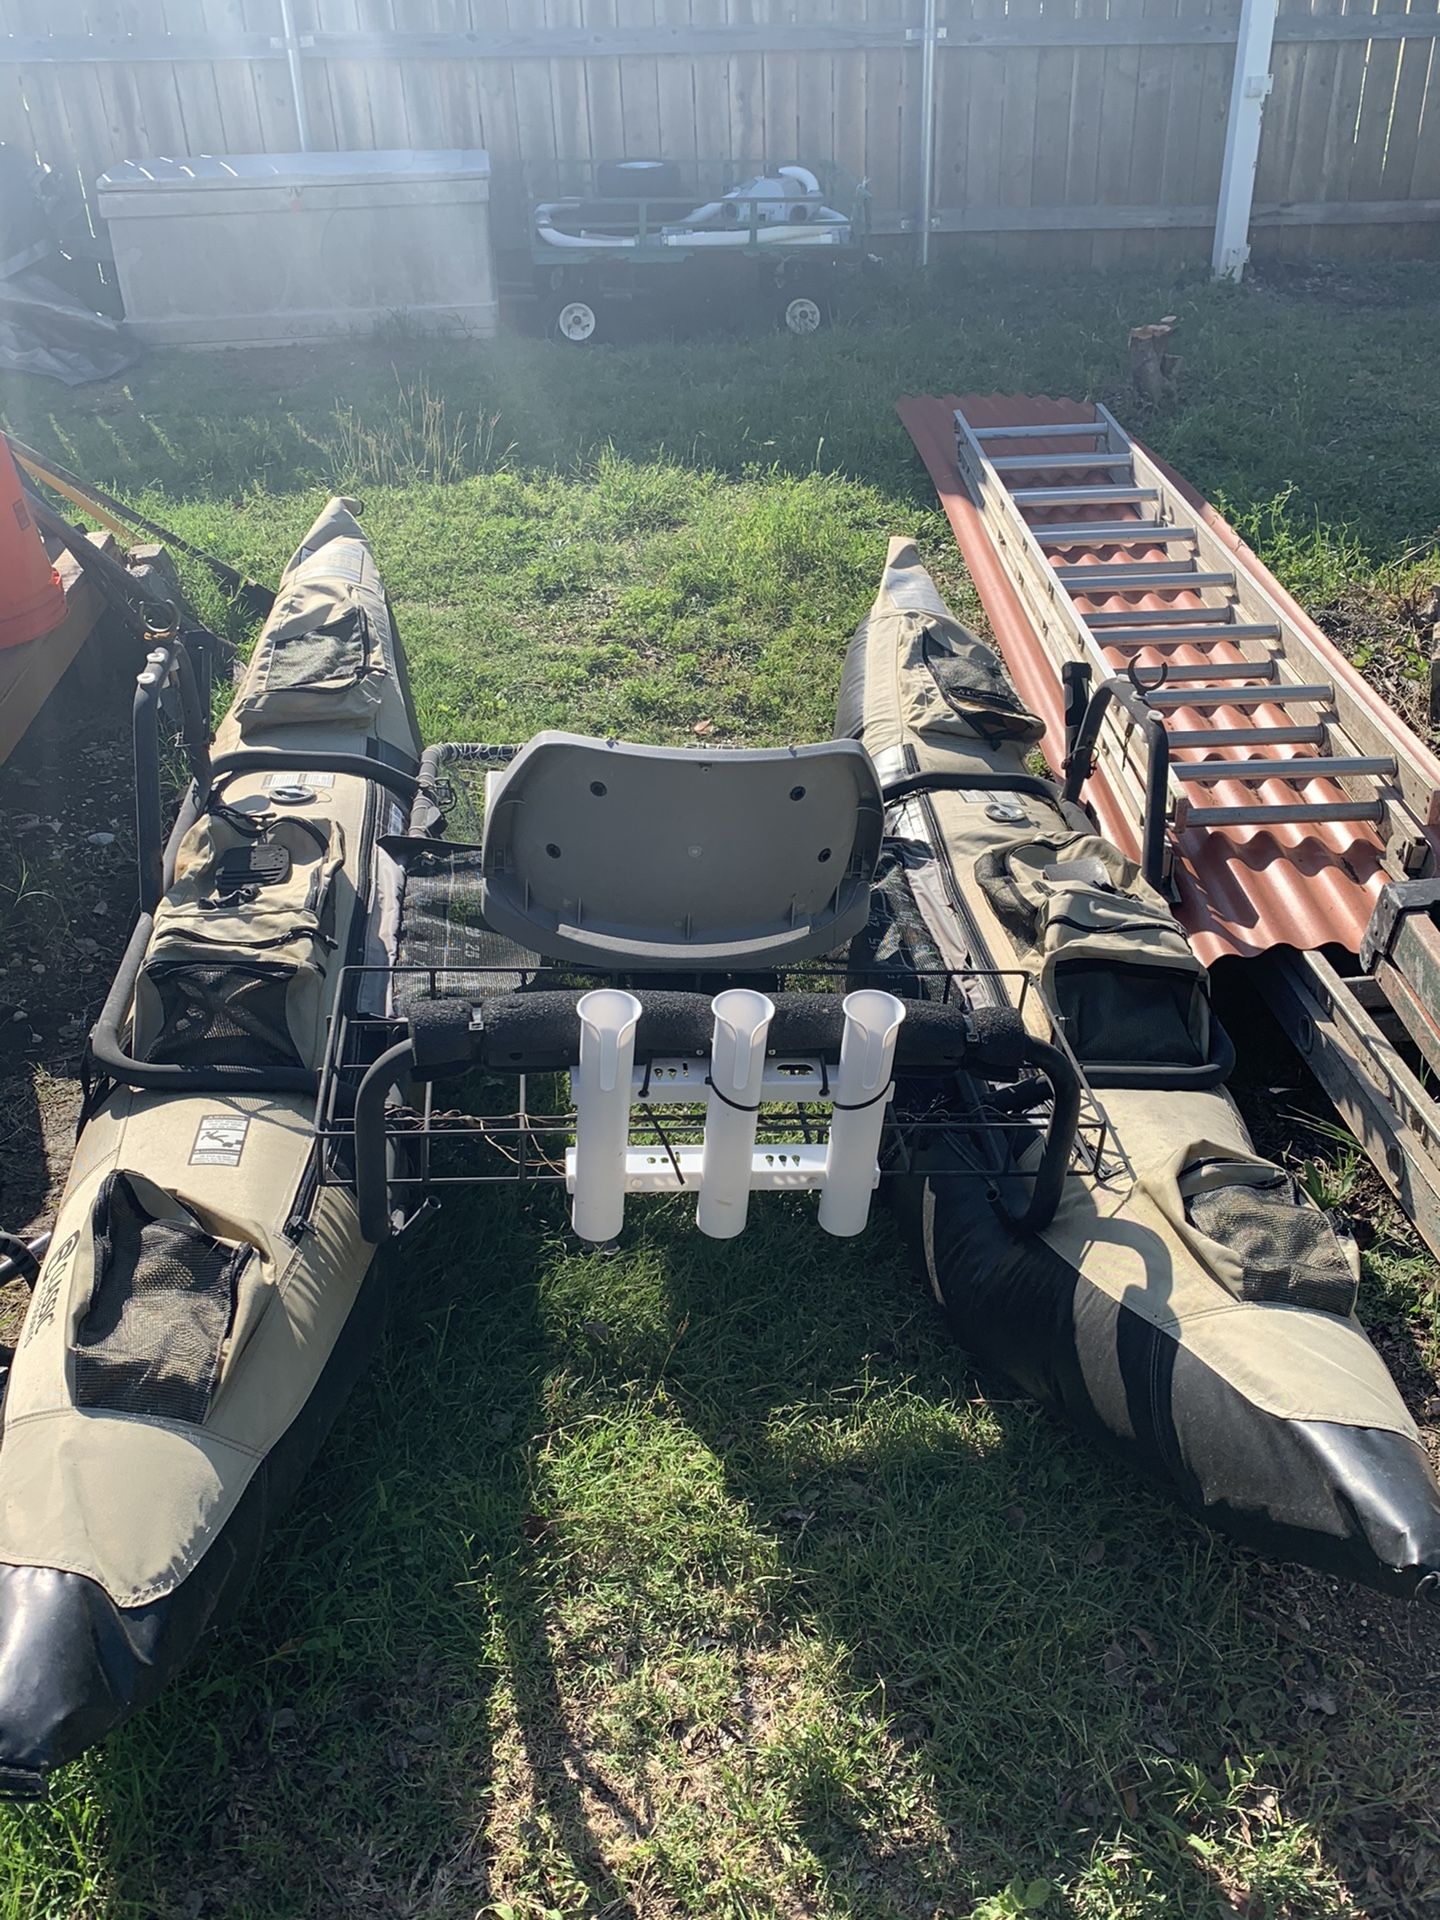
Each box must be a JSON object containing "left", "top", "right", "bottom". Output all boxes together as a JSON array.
[{"left": 479, "top": 732, "right": 883, "bottom": 970}]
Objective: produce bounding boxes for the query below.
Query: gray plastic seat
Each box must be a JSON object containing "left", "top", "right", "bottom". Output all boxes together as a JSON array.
[{"left": 478, "top": 732, "right": 883, "bottom": 969}]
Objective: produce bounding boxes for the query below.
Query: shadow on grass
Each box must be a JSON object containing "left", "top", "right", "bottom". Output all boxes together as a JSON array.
[
  {"left": 77, "top": 1202, "right": 638, "bottom": 1920},
  {"left": 649, "top": 1206, "right": 1440, "bottom": 1917},
  {"left": 6, "top": 1173, "right": 1431, "bottom": 1917}
]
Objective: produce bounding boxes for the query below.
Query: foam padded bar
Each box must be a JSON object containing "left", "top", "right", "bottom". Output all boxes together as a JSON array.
[{"left": 408, "top": 991, "right": 1028, "bottom": 1078}]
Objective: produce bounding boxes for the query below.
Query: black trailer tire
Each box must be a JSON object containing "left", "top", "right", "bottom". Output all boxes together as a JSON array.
[{"left": 547, "top": 294, "right": 606, "bottom": 345}]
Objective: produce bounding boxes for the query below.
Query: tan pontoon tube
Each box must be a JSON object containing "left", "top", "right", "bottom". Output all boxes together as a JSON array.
[{"left": 838, "top": 538, "right": 1440, "bottom": 1600}]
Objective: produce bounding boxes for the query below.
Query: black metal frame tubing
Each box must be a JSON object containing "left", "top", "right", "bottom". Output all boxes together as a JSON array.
[
  {"left": 1060, "top": 672, "right": 1172, "bottom": 891},
  {"left": 133, "top": 629, "right": 212, "bottom": 916}
]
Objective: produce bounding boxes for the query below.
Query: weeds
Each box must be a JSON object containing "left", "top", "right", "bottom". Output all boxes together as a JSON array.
[{"left": 325, "top": 372, "right": 515, "bottom": 487}]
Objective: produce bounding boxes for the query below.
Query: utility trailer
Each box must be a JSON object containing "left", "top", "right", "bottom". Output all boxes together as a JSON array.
[
  {"left": 520, "top": 158, "right": 871, "bottom": 344},
  {"left": 900, "top": 391, "right": 1440, "bottom": 1260}
]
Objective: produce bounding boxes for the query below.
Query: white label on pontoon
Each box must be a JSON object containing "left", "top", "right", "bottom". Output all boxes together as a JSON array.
[
  {"left": 263, "top": 770, "right": 335, "bottom": 790},
  {"left": 190, "top": 1114, "right": 251, "bottom": 1167}
]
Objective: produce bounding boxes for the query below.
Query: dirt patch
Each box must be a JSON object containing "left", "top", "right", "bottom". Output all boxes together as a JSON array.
[
  {"left": 1313, "top": 586, "right": 1440, "bottom": 747},
  {"left": 0, "top": 621, "right": 168, "bottom": 1245}
]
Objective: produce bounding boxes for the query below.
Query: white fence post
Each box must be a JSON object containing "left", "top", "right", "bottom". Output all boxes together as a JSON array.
[
  {"left": 1212, "top": 0, "right": 1278, "bottom": 280},
  {"left": 917, "top": 0, "right": 940, "bottom": 267}
]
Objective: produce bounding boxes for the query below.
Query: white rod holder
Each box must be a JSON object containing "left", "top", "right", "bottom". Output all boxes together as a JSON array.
[
  {"left": 571, "top": 989, "right": 643, "bottom": 1243},
  {"left": 698, "top": 988, "right": 775, "bottom": 1239},
  {"left": 818, "top": 990, "right": 906, "bottom": 1238}
]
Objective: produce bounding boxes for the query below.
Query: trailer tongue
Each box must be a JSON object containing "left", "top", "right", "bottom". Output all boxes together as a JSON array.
[{"left": 900, "top": 391, "right": 1440, "bottom": 1260}]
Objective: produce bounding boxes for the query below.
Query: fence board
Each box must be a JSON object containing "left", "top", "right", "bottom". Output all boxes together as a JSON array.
[
  {"left": 1381, "top": 0, "right": 1440, "bottom": 201},
  {"left": 286, "top": 0, "right": 339, "bottom": 149},
  {"left": 1410, "top": 13, "right": 1440, "bottom": 199},
  {"left": 957, "top": 0, "right": 1005, "bottom": 222},
  {"left": 0, "top": 0, "right": 43, "bottom": 165},
  {"left": 467, "top": 0, "right": 521, "bottom": 231},
  {"left": 654, "top": 0, "right": 698, "bottom": 164},
  {"left": 1257, "top": 0, "right": 1315, "bottom": 259},
  {"left": 863, "top": 0, "right": 910, "bottom": 214},
  {"left": 1058, "top": 0, "right": 1109, "bottom": 267},
  {"left": 546, "top": 0, "right": 594, "bottom": 165},
  {"left": 1121, "top": 0, "right": 1179, "bottom": 262},
  {"left": 1350, "top": 0, "right": 1408, "bottom": 217},
  {"left": 727, "top": 0, "right": 765, "bottom": 166},
  {"left": 392, "top": 0, "right": 451, "bottom": 150},
  {"left": 241, "top": 0, "right": 303, "bottom": 149},
  {"left": 177, "top": 0, "right": 257, "bottom": 154},
  {"left": 794, "top": 8, "right": 833, "bottom": 170},
  {"left": 38, "top": 0, "right": 116, "bottom": 196},
  {"left": 929, "top": 0, "right": 967, "bottom": 240},
  {"left": 688, "top": 0, "right": 733, "bottom": 159},
  {"left": 1155, "top": 0, "right": 1211, "bottom": 245},
  {"left": 1027, "top": 3, "right": 1074, "bottom": 202},
  {"left": 1317, "top": 0, "right": 1375, "bottom": 205},
  {"left": 757, "top": 0, "right": 798, "bottom": 165},
  {"left": 616, "top": 0, "right": 663, "bottom": 151},
  {"left": 579, "top": 0, "right": 627, "bottom": 173},
  {"left": 1278, "top": 0, "right": 1340, "bottom": 257},
  {"left": 508, "top": 0, "right": 560, "bottom": 177},
  {"left": 1090, "top": 0, "right": 1145, "bottom": 267}
]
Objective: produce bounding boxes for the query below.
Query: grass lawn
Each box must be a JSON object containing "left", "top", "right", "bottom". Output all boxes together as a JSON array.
[{"left": 3, "top": 259, "right": 1440, "bottom": 1919}]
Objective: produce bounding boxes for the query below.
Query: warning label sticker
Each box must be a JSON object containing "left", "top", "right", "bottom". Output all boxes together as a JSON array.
[
  {"left": 190, "top": 1114, "right": 251, "bottom": 1167},
  {"left": 263, "top": 770, "right": 335, "bottom": 790}
]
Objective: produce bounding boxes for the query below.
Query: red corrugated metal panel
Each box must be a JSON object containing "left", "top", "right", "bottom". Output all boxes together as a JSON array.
[{"left": 897, "top": 391, "right": 1436, "bottom": 964}]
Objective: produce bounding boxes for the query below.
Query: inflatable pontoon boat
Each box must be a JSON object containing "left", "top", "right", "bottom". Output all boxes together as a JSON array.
[{"left": 1, "top": 509, "right": 1435, "bottom": 1798}]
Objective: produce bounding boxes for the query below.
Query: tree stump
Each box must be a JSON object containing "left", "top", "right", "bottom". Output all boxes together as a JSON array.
[{"left": 1129, "top": 316, "right": 1181, "bottom": 406}]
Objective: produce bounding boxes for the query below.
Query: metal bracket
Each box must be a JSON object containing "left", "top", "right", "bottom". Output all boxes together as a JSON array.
[{"left": 1360, "top": 877, "right": 1440, "bottom": 972}]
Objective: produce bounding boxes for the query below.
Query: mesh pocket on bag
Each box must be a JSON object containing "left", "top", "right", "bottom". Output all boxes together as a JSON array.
[
  {"left": 73, "top": 1173, "right": 249, "bottom": 1425},
  {"left": 140, "top": 961, "right": 302, "bottom": 1070},
  {"left": 1186, "top": 1171, "right": 1359, "bottom": 1316}
]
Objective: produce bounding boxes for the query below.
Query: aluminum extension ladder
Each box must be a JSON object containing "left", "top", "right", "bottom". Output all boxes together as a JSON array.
[{"left": 950, "top": 399, "right": 1440, "bottom": 1258}]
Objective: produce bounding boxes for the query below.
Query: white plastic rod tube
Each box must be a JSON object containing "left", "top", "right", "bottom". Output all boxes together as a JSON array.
[
  {"left": 698, "top": 988, "right": 775, "bottom": 1239},
  {"left": 571, "top": 989, "right": 643, "bottom": 1243},
  {"left": 818, "top": 990, "right": 906, "bottom": 1238}
]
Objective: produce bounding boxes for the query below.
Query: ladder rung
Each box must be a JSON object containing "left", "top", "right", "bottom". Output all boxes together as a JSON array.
[
  {"left": 1183, "top": 801, "right": 1387, "bottom": 828},
  {"left": 971, "top": 420, "right": 1108, "bottom": 439},
  {"left": 991, "top": 454, "right": 1131, "bottom": 474},
  {"left": 1058, "top": 564, "right": 1235, "bottom": 590},
  {"left": 1133, "top": 660, "right": 1277, "bottom": 682},
  {"left": 1012, "top": 485, "right": 1159, "bottom": 506},
  {"left": 1099, "top": 621, "right": 1282, "bottom": 644},
  {"left": 1037, "top": 521, "right": 1196, "bottom": 544},
  {"left": 1145, "top": 682, "right": 1332, "bottom": 709},
  {"left": 1173, "top": 754, "right": 1398, "bottom": 784},
  {"left": 1167, "top": 724, "right": 1327, "bottom": 747},
  {"left": 1086, "top": 607, "right": 1238, "bottom": 628}
]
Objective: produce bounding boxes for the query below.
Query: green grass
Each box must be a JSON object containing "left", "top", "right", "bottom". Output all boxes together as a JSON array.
[{"left": 3, "top": 259, "right": 1440, "bottom": 1918}]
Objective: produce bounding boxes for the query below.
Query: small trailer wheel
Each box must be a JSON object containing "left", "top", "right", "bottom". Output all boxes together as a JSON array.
[
  {"left": 779, "top": 288, "right": 829, "bottom": 336},
  {"left": 549, "top": 295, "right": 605, "bottom": 345}
]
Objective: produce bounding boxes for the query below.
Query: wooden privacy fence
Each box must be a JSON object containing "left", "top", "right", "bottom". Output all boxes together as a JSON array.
[{"left": 1, "top": 1, "right": 1438, "bottom": 272}]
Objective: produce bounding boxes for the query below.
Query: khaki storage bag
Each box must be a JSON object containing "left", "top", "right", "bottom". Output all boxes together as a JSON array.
[
  {"left": 1141, "top": 1139, "right": 1360, "bottom": 1316},
  {"left": 893, "top": 607, "right": 1045, "bottom": 749},
  {"left": 976, "top": 831, "right": 1211, "bottom": 1070},
  {"left": 133, "top": 811, "right": 345, "bottom": 1071},
  {"left": 231, "top": 594, "right": 389, "bottom": 735}
]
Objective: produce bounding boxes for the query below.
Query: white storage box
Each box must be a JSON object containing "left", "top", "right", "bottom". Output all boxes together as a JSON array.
[{"left": 96, "top": 150, "right": 496, "bottom": 347}]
